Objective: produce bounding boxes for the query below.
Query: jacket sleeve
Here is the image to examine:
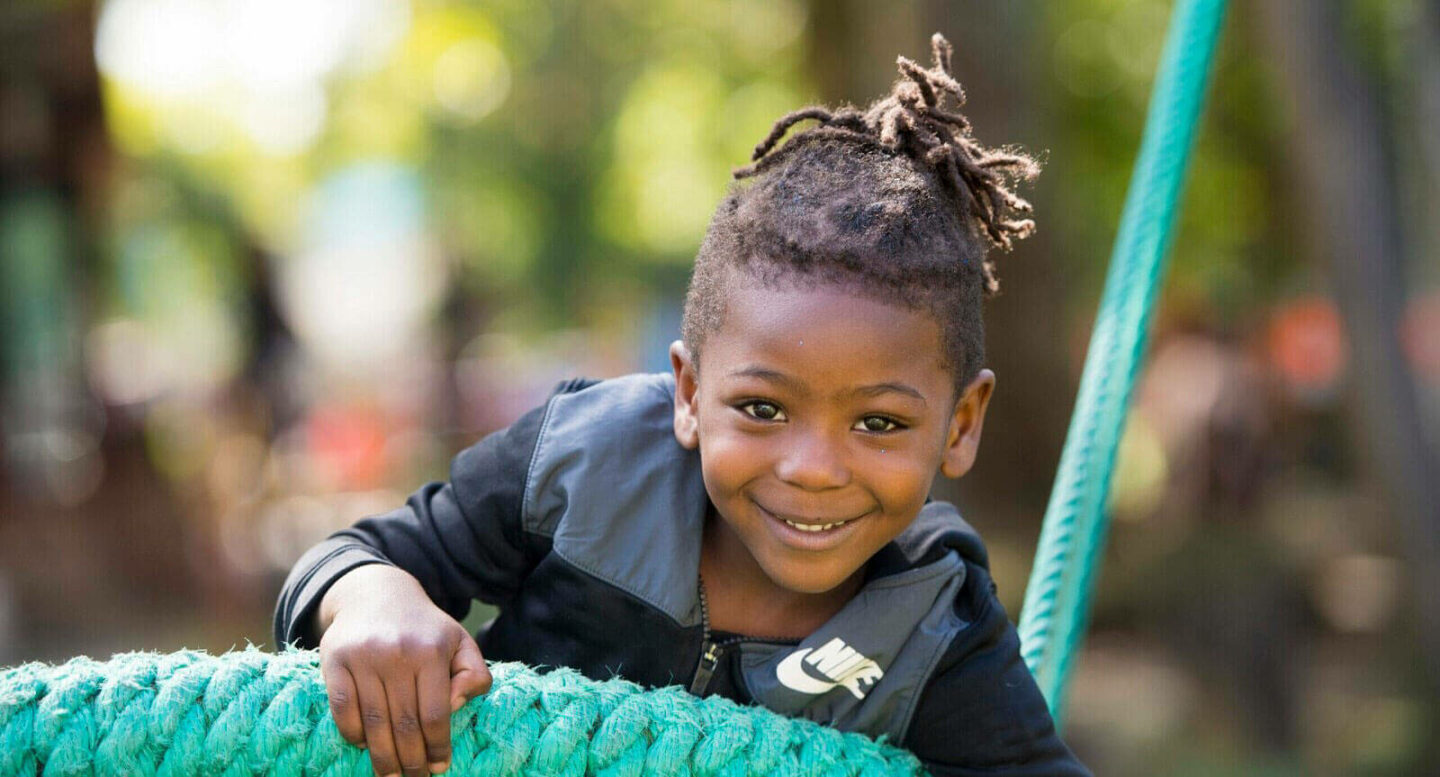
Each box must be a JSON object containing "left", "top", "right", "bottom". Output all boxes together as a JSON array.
[
  {"left": 271, "top": 390, "right": 558, "bottom": 651},
  {"left": 903, "top": 562, "right": 1091, "bottom": 777}
]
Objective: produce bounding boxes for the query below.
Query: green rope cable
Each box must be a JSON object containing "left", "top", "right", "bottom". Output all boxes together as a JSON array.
[
  {"left": 1016, "top": 0, "right": 1229, "bottom": 723},
  {"left": 0, "top": 646, "right": 925, "bottom": 777}
]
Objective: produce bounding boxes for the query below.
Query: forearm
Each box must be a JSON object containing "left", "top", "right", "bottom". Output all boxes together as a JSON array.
[
  {"left": 273, "top": 393, "right": 554, "bottom": 651},
  {"left": 274, "top": 535, "right": 396, "bottom": 649},
  {"left": 313, "top": 563, "right": 428, "bottom": 640}
]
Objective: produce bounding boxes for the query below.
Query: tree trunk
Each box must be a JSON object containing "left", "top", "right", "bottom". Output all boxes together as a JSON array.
[{"left": 1255, "top": 0, "right": 1440, "bottom": 706}]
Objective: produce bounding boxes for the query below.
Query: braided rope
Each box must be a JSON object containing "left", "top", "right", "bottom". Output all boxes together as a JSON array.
[
  {"left": 1016, "top": 0, "right": 1229, "bottom": 724},
  {"left": 0, "top": 647, "right": 925, "bottom": 777}
]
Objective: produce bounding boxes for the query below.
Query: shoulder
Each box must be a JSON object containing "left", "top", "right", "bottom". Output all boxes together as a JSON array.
[
  {"left": 521, "top": 371, "right": 682, "bottom": 503},
  {"left": 545, "top": 371, "right": 676, "bottom": 410},
  {"left": 529, "top": 372, "right": 677, "bottom": 464},
  {"left": 899, "top": 534, "right": 1090, "bottom": 774},
  {"left": 518, "top": 372, "right": 708, "bottom": 624},
  {"left": 521, "top": 373, "right": 681, "bottom": 505},
  {"left": 862, "top": 502, "right": 1087, "bottom": 774},
  {"left": 905, "top": 609, "right": 1088, "bottom": 774},
  {"left": 446, "top": 374, "right": 650, "bottom": 493}
]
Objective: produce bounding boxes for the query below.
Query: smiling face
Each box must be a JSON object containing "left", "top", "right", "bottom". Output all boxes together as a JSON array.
[{"left": 671, "top": 279, "right": 994, "bottom": 599}]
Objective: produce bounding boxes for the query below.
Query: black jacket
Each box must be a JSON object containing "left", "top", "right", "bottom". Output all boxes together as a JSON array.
[{"left": 274, "top": 373, "right": 1089, "bottom": 776}]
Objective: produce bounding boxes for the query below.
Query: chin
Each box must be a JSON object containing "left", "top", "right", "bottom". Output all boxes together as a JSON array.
[{"left": 762, "top": 559, "right": 853, "bottom": 596}]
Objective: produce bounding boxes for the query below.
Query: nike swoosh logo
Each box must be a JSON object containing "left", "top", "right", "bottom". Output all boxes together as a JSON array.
[{"left": 776, "top": 648, "right": 840, "bottom": 694}]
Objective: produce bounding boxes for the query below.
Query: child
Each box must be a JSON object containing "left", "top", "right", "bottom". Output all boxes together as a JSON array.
[{"left": 275, "top": 34, "right": 1090, "bottom": 777}]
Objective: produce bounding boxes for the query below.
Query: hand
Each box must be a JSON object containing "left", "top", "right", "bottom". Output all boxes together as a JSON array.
[{"left": 316, "top": 565, "right": 493, "bottom": 777}]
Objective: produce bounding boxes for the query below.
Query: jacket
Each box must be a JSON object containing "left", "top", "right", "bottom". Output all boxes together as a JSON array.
[{"left": 274, "top": 373, "right": 1089, "bottom": 776}]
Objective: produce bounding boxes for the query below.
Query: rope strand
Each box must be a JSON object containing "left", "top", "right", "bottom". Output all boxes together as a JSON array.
[{"left": 0, "top": 647, "right": 925, "bottom": 776}]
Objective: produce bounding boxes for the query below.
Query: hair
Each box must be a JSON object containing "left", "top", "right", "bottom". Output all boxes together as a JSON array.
[{"left": 680, "top": 33, "right": 1039, "bottom": 391}]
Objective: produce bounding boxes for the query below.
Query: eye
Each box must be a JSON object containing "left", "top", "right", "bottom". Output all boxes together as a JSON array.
[
  {"left": 855, "top": 415, "right": 902, "bottom": 433},
  {"left": 740, "top": 401, "right": 786, "bottom": 422}
]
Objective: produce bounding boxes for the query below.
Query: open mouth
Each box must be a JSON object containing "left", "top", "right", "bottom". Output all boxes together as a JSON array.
[
  {"left": 779, "top": 517, "right": 852, "bottom": 532},
  {"left": 756, "top": 500, "right": 871, "bottom": 535}
]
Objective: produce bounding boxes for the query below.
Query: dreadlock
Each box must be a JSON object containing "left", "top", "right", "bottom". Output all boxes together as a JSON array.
[{"left": 681, "top": 33, "right": 1039, "bottom": 389}]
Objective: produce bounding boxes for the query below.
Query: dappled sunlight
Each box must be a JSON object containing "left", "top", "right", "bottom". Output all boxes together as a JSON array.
[{"left": 0, "top": 1, "right": 1436, "bottom": 774}]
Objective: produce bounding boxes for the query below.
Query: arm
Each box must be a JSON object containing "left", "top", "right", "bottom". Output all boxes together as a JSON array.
[
  {"left": 269, "top": 387, "right": 573, "bottom": 777},
  {"left": 273, "top": 393, "right": 553, "bottom": 650},
  {"left": 904, "top": 564, "right": 1092, "bottom": 777}
]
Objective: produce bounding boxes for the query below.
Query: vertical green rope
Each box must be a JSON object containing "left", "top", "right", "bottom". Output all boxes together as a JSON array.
[{"left": 1017, "top": 0, "right": 1228, "bottom": 724}]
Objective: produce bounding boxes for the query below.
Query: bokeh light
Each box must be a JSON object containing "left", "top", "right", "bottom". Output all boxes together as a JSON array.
[{"left": 2, "top": 2, "right": 1438, "bottom": 774}]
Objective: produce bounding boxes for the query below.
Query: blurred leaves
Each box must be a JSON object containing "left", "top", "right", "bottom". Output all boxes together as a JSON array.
[
  {"left": 94, "top": 0, "right": 811, "bottom": 324},
  {"left": 3, "top": 1, "right": 1435, "bottom": 773},
  {"left": 1043, "top": 0, "right": 1294, "bottom": 327}
]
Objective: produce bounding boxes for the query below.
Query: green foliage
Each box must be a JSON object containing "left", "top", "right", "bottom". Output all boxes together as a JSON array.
[
  {"left": 1041, "top": 0, "right": 1293, "bottom": 329},
  {"left": 98, "top": 0, "right": 811, "bottom": 330}
]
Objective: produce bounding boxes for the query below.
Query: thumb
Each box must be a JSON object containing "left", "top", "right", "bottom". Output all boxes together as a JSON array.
[{"left": 450, "top": 632, "right": 492, "bottom": 711}]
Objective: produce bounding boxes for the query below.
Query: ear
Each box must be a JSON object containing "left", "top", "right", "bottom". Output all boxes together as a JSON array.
[
  {"left": 940, "top": 369, "right": 995, "bottom": 479},
  {"left": 670, "top": 340, "right": 701, "bottom": 450}
]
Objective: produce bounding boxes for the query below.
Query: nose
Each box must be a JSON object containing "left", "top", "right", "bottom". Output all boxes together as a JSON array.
[{"left": 774, "top": 425, "right": 852, "bottom": 491}]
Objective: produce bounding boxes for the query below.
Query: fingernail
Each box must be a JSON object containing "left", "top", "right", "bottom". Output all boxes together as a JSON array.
[{"left": 429, "top": 761, "right": 449, "bottom": 774}]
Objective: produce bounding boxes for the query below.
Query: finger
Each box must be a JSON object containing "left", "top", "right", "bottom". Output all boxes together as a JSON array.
[
  {"left": 353, "top": 671, "right": 401, "bottom": 777},
  {"left": 384, "top": 670, "right": 429, "bottom": 777},
  {"left": 321, "top": 653, "right": 366, "bottom": 748},
  {"left": 416, "top": 658, "right": 453, "bottom": 774},
  {"left": 449, "top": 634, "right": 492, "bottom": 711}
]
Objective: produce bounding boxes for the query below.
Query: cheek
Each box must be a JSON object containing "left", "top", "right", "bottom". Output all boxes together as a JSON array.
[
  {"left": 697, "top": 424, "right": 767, "bottom": 491},
  {"left": 859, "top": 446, "right": 938, "bottom": 512}
]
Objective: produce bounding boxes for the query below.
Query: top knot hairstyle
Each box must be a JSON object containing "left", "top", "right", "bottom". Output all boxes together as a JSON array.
[{"left": 682, "top": 33, "right": 1040, "bottom": 390}]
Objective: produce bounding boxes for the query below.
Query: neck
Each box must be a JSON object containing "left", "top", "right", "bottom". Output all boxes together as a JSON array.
[{"left": 699, "top": 506, "right": 864, "bottom": 639}]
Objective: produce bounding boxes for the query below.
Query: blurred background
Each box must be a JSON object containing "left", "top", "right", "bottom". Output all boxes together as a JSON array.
[{"left": 2, "top": 0, "right": 1438, "bottom": 773}]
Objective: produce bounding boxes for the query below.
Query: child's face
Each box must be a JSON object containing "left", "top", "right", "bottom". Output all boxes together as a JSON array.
[{"left": 671, "top": 281, "right": 994, "bottom": 596}]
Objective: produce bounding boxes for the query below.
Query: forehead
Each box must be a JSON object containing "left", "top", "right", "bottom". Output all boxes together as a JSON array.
[{"left": 701, "top": 280, "right": 949, "bottom": 393}]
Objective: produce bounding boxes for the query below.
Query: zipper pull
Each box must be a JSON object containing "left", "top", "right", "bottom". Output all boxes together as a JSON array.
[{"left": 689, "top": 641, "right": 722, "bottom": 696}]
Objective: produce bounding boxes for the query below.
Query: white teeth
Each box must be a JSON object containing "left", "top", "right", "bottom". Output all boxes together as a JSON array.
[{"left": 783, "top": 519, "right": 848, "bottom": 532}]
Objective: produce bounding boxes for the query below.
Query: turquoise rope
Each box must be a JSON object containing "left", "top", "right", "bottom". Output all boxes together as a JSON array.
[
  {"left": 0, "top": 646, "right": 925, "bottom": 777},
  {"left": 1016, "top": 0, "right": 1229, "bottom": 723}
]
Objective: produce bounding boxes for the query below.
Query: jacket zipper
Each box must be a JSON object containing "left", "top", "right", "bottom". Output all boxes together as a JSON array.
[
  {"left": 690, "top": 574, "right": 720, "bottom": 695},
  {"left": 690, "top": 640, "right": 722, "bottom": 696},
  {"left": 689, "top": 575, "right": 797, "bottom": 696}
]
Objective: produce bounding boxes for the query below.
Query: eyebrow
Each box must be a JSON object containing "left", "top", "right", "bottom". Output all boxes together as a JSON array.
[
  {"left": 727, "top": 367, "right": 927, "bottom": 404},
  {"left": 728, "top": 366, "right": 805, "bottom": 393},
  {"left": 850, "top": 382, "right": 927, "bottom": 404}
]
